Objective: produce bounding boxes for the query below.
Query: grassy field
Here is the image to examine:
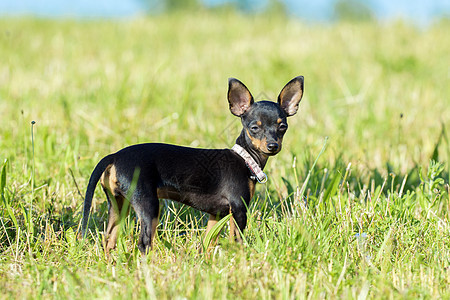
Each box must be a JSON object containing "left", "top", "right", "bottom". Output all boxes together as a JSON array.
[{"left": 1, "top": 11, "right": 450, "bottom": 299}]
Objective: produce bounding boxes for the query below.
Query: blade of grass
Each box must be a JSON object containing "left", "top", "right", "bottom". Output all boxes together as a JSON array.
[
  {"left": 0, "top": 159, "right": 6, "bottom": 199},
  {"left": 298, "top": 137, "right": 329, "bottom": 200},
  {"left": 202, "top": 213, "right": 231, "bottom": 252},
  {"left": 323, "top": 171, "right": 342, "bottom": 203},
  {"left": 375, "top": 225, "right": 393, "bottom": 264}
]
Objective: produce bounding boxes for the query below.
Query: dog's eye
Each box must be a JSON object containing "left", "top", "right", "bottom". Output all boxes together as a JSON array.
[
  {"left": 279, "top": 124, "right": 288, "bottom": 131},
  {"left": 250, "top": 125, "right": 260, "bottom": 132}
]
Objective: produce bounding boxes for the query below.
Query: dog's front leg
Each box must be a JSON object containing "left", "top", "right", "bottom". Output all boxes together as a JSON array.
[{"left": 229, "top": 204, "right": 246, "bottom": 243}]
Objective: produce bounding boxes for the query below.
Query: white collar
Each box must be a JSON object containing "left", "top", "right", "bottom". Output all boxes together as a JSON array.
[{"left": 231, "top": 144, "right": 267, "bottom": 183}]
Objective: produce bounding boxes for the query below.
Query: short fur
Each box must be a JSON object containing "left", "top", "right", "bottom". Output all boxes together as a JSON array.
[{"left": 80, "top": 76, "right": 304, "bottom": 254}]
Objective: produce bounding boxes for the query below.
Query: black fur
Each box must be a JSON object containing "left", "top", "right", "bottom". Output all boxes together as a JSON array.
[{"left": 80, "top": 76, "right": 304, "bottom": 254}]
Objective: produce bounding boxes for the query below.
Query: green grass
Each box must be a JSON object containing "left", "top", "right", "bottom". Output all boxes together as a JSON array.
[{"left": 1, "top": 11, "right": 450, "bottom": 299}]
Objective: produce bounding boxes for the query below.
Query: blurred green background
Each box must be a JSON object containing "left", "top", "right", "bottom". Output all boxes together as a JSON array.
[{"left": 1, "top": 2, "right": 450, "bottom": 299}]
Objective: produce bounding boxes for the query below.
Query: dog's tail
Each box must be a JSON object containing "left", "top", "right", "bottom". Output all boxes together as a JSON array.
[{"left": 79, "top": 154, "right": 115, "bottom": 238}]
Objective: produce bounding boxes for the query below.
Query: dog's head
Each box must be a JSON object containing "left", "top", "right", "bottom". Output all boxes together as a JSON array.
[{"left": 228, "top": 76, "right": 304, "bottom": 156}]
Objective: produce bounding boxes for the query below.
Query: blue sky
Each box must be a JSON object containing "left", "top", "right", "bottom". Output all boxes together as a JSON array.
[
  {"left": 0, "top": 0, "right": 449, "bottom": 25},
  {"left": 0, "top": 0, "right": 145, "bottom": 18}
]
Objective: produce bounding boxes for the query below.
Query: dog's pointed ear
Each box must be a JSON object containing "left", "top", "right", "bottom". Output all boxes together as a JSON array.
[
  {"left": 228, "top": 78, "right": 254, "bottom": 117},
  {"left": 278, "top": 76, "right": 304, "bottom": 117}
]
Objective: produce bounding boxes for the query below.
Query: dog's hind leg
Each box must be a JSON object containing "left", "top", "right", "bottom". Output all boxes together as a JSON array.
[
  {"left": 104, "top": 190, "right": 130, "bottom": 254},
  {"left": 100, "top": 164, "right": 131, "bottom": 254},
  {"left": 132, "top": 190, "right": 160, "bottom": 254}
]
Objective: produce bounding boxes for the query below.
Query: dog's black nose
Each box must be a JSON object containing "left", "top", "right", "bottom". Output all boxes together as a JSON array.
[{"left": 267, "top": 143, "right": 279, "bottom": 152}]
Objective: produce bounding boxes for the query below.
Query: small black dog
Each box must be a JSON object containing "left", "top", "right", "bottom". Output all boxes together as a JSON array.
[{"left": 80, "top": 76, "right": 304, "bottom": 254}]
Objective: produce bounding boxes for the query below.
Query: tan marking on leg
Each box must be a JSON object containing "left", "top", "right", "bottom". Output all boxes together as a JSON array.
[
  {"left": 248, "top": 179, "right": 256, "bottom": 200},
  {"left": 202, "top": 214, "right": 218, "bottom": 254},
  {"left": 234, "top": 227, "right": 243, "bottom": 243},
  {"left": 105, "top": 194, "right": 126, "bottom": 253},
  {"left": 105, "top": 222, "right": 120, "bottom": 253},
  {"left": 205, "top": 214, "right": 218, "bottom": 237},
  {"left": 99, "top": 164, "right": 132, "bottom": 256},
  {"left": 106, "top": 197, "right": 130, "bottom": 255},
  {"left": 229, "top": 214, "right": 235, "bottom": 242},
  {"left": 100, "top": 164, "right": 128, "bottom": 254},
  {"left": 150, "top": 216, "right": 159, "bottom": 249}
]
